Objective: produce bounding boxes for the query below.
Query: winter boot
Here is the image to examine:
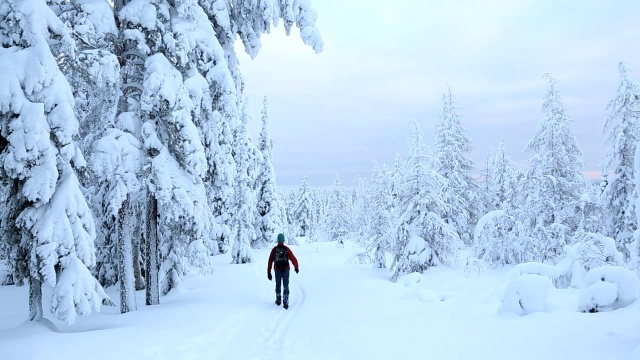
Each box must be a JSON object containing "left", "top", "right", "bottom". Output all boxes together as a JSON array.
[
  {"left": 283, "top": 302, "right": 289, "bottom": 310},
  {"left": 275, "top": 296, "right": 281, "bottom": 306}
]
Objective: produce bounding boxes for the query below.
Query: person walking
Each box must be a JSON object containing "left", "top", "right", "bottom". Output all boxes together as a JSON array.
[{"left": 268, "top": 233, "right": 299, "bottom": 309}]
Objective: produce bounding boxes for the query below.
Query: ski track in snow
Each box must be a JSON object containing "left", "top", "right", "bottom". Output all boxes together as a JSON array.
[
  {"left": 258, "top": 254, "right": 307, "bottom": 359},
  {"left": 265, "top": 279, "right": 305, "bottom": 357},
  {"left": 156, "top": 255, "right": 306, "bottom": 360}
]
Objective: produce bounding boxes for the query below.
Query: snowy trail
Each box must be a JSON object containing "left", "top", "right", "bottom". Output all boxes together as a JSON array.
[
  {"left": 157, "top": 249, "right": 310, "bottom": 360},
  {"left": 2, "top": 241, "right": 640, "bottom": 360}
]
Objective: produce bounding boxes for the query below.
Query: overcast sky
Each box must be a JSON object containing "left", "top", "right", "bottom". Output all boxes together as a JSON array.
[{"left": 238, "top": 0, "right": 640, "bottom": 187}]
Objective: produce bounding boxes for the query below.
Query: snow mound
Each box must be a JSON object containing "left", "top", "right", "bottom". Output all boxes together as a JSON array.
[
  {"left": 578, "top": 266, "right": 640, "bottom": 312},
  {"left": 397, "top": 272, "right": 442, "bottom": 303},
  {"left": 401, "top": 289, "right": 440, "bottom": 303},
  {"left": 397, "top": 272, "right": 424, "bottom": 287},
  {"left": 499, "top": 274, "right": 551, "bottom": 316}
]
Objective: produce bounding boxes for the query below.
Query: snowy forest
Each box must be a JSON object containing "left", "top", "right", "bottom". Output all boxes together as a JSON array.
[{"left": 1, "top": 2, "right": 640, "bottom": 356}]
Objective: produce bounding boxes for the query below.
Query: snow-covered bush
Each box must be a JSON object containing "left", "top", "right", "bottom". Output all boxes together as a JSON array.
[
  {"left": 0, "top": 259, "right": 12, "bottom": 285},
  {"left": 578, "top": 266, "right": 640, "bottom": 313},
  {"left": 509, "top": 244, "right": 581, "bottom": 288},
  {"left": 572, "top": 232, "right": 624, "bottom": 270},
  {"left": 374, "top": 246, "right": 386, "bottom": 269},
  {"left": 472, "top": 210, "right": 521, "bottom": 266},
  {"left": 499, "top": 274, "right": 551, "bottom": 316},
  {"left": 395, "top": 234, "right": 434, "bottom": 277},
  {"left": 464, "top": 257, "right": 486, "bottom": 277}
]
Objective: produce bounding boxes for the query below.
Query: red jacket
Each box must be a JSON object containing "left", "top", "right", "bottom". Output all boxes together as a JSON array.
[{"left": 268, "top": 244, "right": 299, "bottom": 272}]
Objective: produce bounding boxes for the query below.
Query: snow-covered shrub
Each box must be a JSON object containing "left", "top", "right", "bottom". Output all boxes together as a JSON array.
[
  {"left": 509, "top": 244, "right": 581, "bottom": 288},
  {"left": 499, "top": 274, "right": 551, "bottom": 316},
  {"left": 396, "top": 234, "right": 434, "bottom": 276},
  {"left": 0, "top": 259, "right": 12, "bottom": 285},
  {"left": 464, "top": 257, "right": 486, "bottom": 277},
  {"left": 572, "top": 232, "right": 624, "bottom": 270},
  {"left": 374, "top": 246, "right": 386, "bottom": 269},
  {"left": 472, "top": 210, "right": 521, "bottom": 266},
  {"left": 578, "top": 266, "right": 640, "bottom": 313}
]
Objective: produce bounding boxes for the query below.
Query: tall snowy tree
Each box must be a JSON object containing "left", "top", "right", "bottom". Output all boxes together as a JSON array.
[
  {"left": 602, "top": 63, "right": 640, "bottom": 256},
  {"left": 434, "top": 88, "right": 479, "bottom": 245},
  {"left": 0, "top": 0, "right": 111, "bottom": 324},
  {"left": 230, "top": 99, "right": 257, "bottom": 263},
  {"left": 255, "top": 97, "right": 280, "bottom": 247},
  {"left": 391, "top": 121, "right": 459, "bottom": 281},
  {"left": 522, "top": 74, "right": 585, "bottom": 260},
  {"left": 325, "top": 174, "right": 349, "bottom": 241},
  {"left": 207, "top": 110, "right": 236, "bottom": 254},
  {"left": 366, "top": 162, "right": 395, "bottom": 267},
  {"left": 483, "top": 140, "right": 516, "bottom": 213},
  {"left": 90, "top": 129, "right": 143, "bottom": 313},
  {"left": 295, "top": 176, "right": 313, "bottom": 238}
]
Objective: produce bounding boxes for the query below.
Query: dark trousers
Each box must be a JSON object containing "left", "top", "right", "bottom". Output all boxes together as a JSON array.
[{"left": 275, "top": 269, "right": 290, "bottom": 303}]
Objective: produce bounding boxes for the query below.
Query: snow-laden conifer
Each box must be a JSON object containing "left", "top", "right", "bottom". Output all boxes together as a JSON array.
[
  {"left": 325, "top": 175, "right": 349, "bottom": 241},
  {"left": 90, "top": 128, "right": 143, "bottom": 312},
  {"left": 521, "top": 75, "right": 585, "bottom": 261},
  {"left": 602, "top": 63, "right": 640, "bottom": 256},
  {"left": 255, "top": 97, "right": 280, "bottom": 247},
  {"left": 483, "top": 140, "right": 517, "bottom": 212},
  {"left": 0, "top": 0, "right": 110, "bottom": 324},
  {"left": 230, "top": 99, "right": 257, "bottom": 263},
  {"left": 295, "top": 176, "right": 313, "bottom": 238},
  {"left": 55, "top": 0, "right": 119, "bottom": 157},
  {"left": 391, "top": 121, "right": 460, "bottom": 281},
  {"left": 434, "top": 88, "right": 479, "bottom": 245}
]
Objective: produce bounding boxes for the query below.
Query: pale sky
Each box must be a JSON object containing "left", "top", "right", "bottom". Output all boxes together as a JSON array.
[{"left": 238, "top": 0, "right": 640, "bottom": 187}]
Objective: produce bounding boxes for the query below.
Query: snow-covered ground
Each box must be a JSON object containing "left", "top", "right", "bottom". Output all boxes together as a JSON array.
[{"left": 1, "top": 241, "right": 640, "bottom": 360}]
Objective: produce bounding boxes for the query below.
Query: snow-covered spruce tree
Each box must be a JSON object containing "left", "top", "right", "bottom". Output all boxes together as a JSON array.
[
  {"left": 632, "top": 140, "right": 640, "bottom": 269},
  {"left": 578, "top": 181, "right": 605, "bottom": 234},
  {"left": 365, "top": 162, "right": 395, "bottom": 267},
  {"left": 521, "top": 75, "right": 585, "bottom": 261},
  {"left": 54, "top": 0, "right": 120, "bottom": 158},
  {"left": 295, "top": 176, "right": 313, "bottom": 238},
  {"left": 325, "top": 174, "right": 349, "bottom": 241},
  {"left": 118, "top": 1, "right": 216, "bottom": 297},
  {"left": 391, "top": 121, "right": 460, "bottom": 282},
  {"left": 602, "top": 63, "right": 640, "bottom": 256},
  {"left": 206, "top": 110, "right": 236, "bottom": 254},
  {"left": 56, "top": 0, "right": 148, "bottom": 312},
  {"left": 90, "top": 129, "right": 143, "bottom": 313},
  {"left": 0, "top": 0, "right": 111, "bottom": 324},
  {"left": 434, "top": 88, "right": 479, "bottom": 246},
  {"left": 483, "top": 140, "right": 517, "bottom": 212},
  {"left": 230, "top": 100, "right": 257, "bottom": 263},
  {"left": 255, "top": 97, "right": 280, "bottom": 247},
  {"left": 313, "top": 188, "right": 326, "bottom": 240},
  {"left": 350, "top": 176, "right": 370, "bottom": 245},
  {"left": 279, "top": 187, "right": 301, "bottom": 244}
]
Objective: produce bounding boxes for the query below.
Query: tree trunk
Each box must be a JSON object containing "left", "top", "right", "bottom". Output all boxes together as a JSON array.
[
  {"left": 118, "top": 195, "right": 137, "bottom": 313},
  {"left": 133, "top": 231, "right": 145, "bottom": 291},
  {"left": 145, "top": 192, "right": 159, "bottom": 305},
  {"left": 28, "top": 277, "right": 42, "bottom": 321}
]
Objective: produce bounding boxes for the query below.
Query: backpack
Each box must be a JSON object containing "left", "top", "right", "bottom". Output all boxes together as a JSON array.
[{"left": 274, "top": 246, "right": 289, "bottom": 269}]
